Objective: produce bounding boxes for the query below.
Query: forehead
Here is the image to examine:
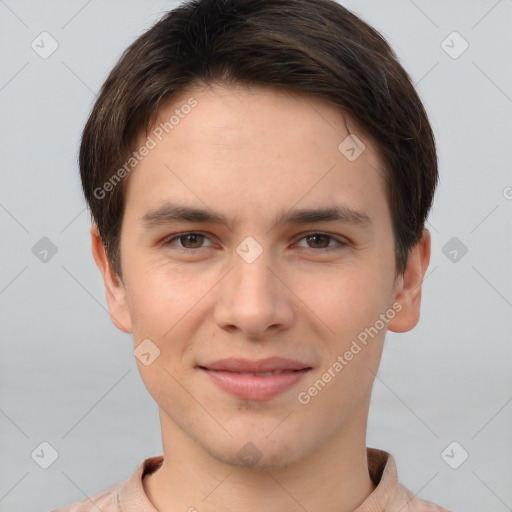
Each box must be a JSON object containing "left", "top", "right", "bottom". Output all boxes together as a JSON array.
[
  {"left": 124, "top": 82, "right": 388, "bottom": 227},
  {"left": 151, "top": 82, "right": 377, "bottom": 154}
]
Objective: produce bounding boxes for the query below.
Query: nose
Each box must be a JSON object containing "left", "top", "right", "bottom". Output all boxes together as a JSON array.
[{"left": 213, "top": 246, "right": 295, "bottom": 340}]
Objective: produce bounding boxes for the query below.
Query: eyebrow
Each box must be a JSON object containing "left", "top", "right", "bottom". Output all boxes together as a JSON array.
[{"left": 140, "top": 202, "right": 372, "bottom": 231}]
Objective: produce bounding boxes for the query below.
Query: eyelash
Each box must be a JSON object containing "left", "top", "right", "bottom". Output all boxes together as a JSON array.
[{"left": 162, "top": 231, "right": 348, "bottom": 254}]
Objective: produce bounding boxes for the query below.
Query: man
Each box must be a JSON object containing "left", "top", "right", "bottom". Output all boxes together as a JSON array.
[{"left": 54, "top": 0, "right": 450, "bottom": 510}]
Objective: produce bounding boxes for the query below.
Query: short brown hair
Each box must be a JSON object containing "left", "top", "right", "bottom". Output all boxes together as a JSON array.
[{"left": 79, "top": 0, "right": 438, "bottom": 278}]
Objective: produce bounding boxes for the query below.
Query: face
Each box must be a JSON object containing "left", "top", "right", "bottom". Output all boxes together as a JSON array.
[{"left": 93, "top": 83, "right": 429, "bottom": 470}]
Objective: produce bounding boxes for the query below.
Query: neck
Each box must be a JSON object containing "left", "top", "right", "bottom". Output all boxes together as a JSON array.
[{"left": 144, "top": 409, "right": 375, "bottom": 512}]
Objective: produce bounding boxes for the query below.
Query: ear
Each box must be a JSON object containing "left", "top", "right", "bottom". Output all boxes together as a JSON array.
[
  {"left": 387, "top": 228, "right": 431, "bottom": 333},
  {"left": 90, "top": 223, "right": 133, "bottom": 333}
]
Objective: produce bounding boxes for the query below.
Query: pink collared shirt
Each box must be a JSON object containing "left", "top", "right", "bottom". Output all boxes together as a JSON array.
[{"left": 52, "top": 448, "right": 451, "bottom": 511}]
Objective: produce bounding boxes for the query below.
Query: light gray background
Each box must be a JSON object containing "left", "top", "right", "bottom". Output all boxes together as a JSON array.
[{"left": 1, "top": 1, "right": 511, "bottom": 511}]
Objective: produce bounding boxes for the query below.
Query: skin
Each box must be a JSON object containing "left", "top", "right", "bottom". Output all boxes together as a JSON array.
[{"left": 91, "top": 82, "right": 431, "bottom": 512}]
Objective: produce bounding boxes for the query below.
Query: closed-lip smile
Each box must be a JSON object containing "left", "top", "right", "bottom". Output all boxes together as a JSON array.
[{"left": 197, "top": 357, "right": 312, "bottom": 400}]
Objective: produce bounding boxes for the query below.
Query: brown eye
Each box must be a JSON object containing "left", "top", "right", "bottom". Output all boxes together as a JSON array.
[
  {"left": 164, "top": 232, "right": 213, "bottom": 251},
  {"left": 295, "top": 232, "right": 347, "bottom": 252},
  {"left": 305, "top": 234, "right": 331, "bottom": 249},
  {"left": 178, "top": 233, "right": 205, "bottom": 249}
]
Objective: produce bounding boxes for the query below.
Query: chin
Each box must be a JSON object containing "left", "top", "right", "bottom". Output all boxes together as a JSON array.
[{"left": 204, "top": 432, "right": 303, "bottom": 471}]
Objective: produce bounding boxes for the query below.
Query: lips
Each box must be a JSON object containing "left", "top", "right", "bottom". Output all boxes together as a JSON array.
[
  {"left": 198, "top": 357, "right": 312, "bottom": 400},
  {"left": 200, "top": 356, "right": 311, "bottom": 373}
]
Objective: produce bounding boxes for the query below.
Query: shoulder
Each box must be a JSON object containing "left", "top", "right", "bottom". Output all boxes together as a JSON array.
[
  {"left": 393, "top": 482, "right": 453, "bottom": 511},
  {"left": 364, "top": 448, "right": 453, "bottom": 512},
  {"left": 50, "top": 481, "right": 121, "bottom": 512},
  {"left": 50, "top": 456, "right": 163, "bottom": 512}
]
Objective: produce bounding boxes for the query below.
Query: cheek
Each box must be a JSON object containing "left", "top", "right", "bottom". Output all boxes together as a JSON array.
[
  {"left": 125, "top": 264, "right": 215, "bottom": 401},
  {"left": 124, "top": 260, "right": 202, "bottom": 339},
  {"left": 302, "top": 261, "right": 393, "bottom": 338}
]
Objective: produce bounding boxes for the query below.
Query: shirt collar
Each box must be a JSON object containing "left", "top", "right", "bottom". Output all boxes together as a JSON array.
[{"left": 118, "top": 447, "right": 404, "bottom": 512}]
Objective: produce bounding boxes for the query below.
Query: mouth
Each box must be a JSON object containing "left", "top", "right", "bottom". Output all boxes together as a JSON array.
[{"left": 197, "top": 357, "right": 312, "bottom": 400}]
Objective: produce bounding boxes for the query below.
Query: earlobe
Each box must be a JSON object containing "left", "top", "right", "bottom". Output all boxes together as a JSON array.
[
  {"left": 90, "top": 224, "right": 133, "bottom": 333},
  {"left": 387, "top": 228, "right": 431, "bottom": 333}
]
